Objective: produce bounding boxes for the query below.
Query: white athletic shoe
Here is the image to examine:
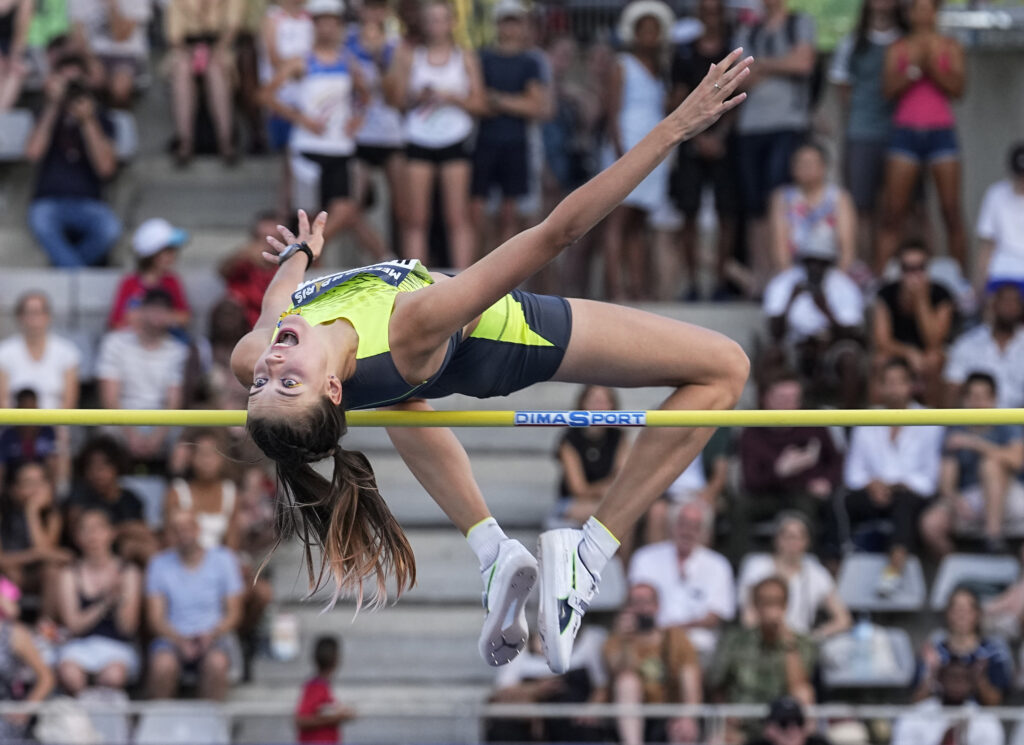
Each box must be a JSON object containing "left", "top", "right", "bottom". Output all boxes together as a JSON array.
[
  {"left": 537, "top": 529, "right": 600, "bottom": 674},
  {"left": 478, "top": 539, "right": 538, "bottom": 666}
]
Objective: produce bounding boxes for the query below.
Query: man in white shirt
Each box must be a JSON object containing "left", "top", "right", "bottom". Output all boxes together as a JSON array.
[
  {"left": 628, "top": 500, "right": 735, "bottom": 660},
  {"left": 763, "top": 225, "right": 865, "bottom": 407},
  {"left": 976, "top": 143, "right": 1024, "bottom": 289},
  {"left": 892, "top": 660, "right": 1004, "bottom": 745},
  {"left": 844, "top": 357, "right": 944, "bottom": 596},
  {"left": 96, "top": 289, "right": 188, "bottom": 465},
  {"left": 943, "top": 284, "right": 1024, "bottom": 408}
]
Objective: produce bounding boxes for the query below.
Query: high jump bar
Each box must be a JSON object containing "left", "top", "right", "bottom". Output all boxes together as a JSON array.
[{"left": 2, "top": 408, "right": 1024, "bottom": 427}]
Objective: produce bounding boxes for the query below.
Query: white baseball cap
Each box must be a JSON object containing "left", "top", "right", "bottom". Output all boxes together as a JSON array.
[
  {"left": 132, "top": 218, "right": 188, "bottom": 258},
  {"left": 494, "top": 0, "right": 528, "bottom": 21},
  {"left": 306, "top": 0, "right": 345, "bottom": 16}
]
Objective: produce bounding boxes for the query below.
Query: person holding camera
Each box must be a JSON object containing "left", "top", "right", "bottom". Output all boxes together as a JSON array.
[
  {"left": 25, "top": 52, "right": 121, "bottom": 268},
  {"left": 603, "top": 583, "right": 702, "bottom": 745}
]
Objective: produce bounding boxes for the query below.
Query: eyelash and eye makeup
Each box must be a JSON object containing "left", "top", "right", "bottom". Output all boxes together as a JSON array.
[{"left": 251, "top": 378, "right": 301, "bottom": 390}]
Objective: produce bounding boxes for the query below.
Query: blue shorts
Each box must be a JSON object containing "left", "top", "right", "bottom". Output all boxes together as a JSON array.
[
  {"left": 889, "top": 126, "right": 958, "bottom": 164},
  {"left": 267, "top": 115, "right": 292, "bottom": 152}
]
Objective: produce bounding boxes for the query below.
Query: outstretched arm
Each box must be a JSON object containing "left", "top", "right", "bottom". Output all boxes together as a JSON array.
[{"left": 392, "top": 49, "right": 752, "bottom": 361}]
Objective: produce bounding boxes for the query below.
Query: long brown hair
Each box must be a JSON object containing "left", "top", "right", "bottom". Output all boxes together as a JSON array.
[{"left": 247, "top": 397, "right": 415, "bottom": 608}]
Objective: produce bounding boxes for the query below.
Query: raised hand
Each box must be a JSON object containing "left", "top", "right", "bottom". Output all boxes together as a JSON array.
[
  {"left": 668, "top": 47, "right": 753, "bottom": 143},
  {"left": 263, "top": 209, "right": 328, "bottom": 265}
]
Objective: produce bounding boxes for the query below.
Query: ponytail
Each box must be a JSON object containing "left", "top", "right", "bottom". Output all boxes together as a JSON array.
[{"left": 248, "top": 397, "right": 416, "bottom": 608}]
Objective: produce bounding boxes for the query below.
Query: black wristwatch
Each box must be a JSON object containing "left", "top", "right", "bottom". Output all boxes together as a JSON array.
[{"left": 278, "top": 241, "right": 314, "bottom": 269}]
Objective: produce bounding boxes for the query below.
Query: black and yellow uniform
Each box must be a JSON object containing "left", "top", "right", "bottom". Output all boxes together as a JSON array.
[{"left": 272, "top": 260, "right": 573, "bottom": 410}]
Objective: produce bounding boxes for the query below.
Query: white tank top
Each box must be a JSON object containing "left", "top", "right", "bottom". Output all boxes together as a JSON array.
[
  {"left": 259, "top": 6, "right": 314, "bottom": 106},
  {"left": 172, "top": 478, "right": 236, "bottom": 551},
  {"left": 404, "top": 45, "right": 474, "bottom": 148}
]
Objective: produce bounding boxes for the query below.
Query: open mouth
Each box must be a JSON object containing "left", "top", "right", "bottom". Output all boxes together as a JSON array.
[{"left": 274, "top": 329, "right": 299, "bottom": 348}]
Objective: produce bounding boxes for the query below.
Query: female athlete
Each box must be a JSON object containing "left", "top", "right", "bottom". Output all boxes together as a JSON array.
[{"left": 231, "top": 48, "right": 753, "bottom": 674}]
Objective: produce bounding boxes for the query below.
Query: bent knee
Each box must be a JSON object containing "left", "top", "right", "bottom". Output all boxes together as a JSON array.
[{"left": 715, "top": 339, "right": 750, "bottom": 408}]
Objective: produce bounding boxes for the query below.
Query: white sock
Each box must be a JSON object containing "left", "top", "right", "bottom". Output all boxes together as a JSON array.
[
  {"left": 466, "top": 517, "right": 508, "bottom": 569},
  {"left": 578, "top": 516, "right": 620, "bottom": 575}
]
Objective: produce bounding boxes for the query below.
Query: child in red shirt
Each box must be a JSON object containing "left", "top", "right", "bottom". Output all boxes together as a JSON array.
[
  {"left": 108, "top": 218, "right": 191, "bottom": 330},
  {"left": 295, "top": 636, "right": 355, "bottom": 744}
]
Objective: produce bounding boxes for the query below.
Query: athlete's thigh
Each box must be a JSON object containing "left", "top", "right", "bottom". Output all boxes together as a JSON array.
[{"left": 552, "top": 298, "right": 745, "bottom": 388}]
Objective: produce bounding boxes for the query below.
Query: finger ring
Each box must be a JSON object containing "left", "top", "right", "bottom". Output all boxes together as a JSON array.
[{"left": 713, "top": 83, "right": 721, "bottom": 90}]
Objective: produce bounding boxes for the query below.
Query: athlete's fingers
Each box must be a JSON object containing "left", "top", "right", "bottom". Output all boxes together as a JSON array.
[
  {"left": 277, "top": 224, "right": 297, "bottom": 244},
  {"left": 297, "top": 209, "right": 310, "bottom": 238},
  {"left": 266, "top": 235, "right": 287, "bottom": 253},
  {"left": 716, "top": 62, "right": 752, "bottom": 99},
  {"left": 312, "top": 210, "right": 328, "bottom": 234},
  {"left": 720, "top": 91, "right": 748, "bottom": 113},
  {"left": 713, "top": 47, "right": 745, "bottom": 76},
  {"left": 261, "top": 251, "right": 282, "bottom": 265}
]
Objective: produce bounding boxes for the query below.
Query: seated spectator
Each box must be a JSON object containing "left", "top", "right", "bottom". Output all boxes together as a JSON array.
[
  {"left": 707, "top": 576, "right": 816, "bottom": 743},
  {"left": 913, "top": 587, "right": 1013, "bottom": 706},
  {"left": 551, "top": 385, "right": 629, "bottom": 528},
  {"left": 68, "top": 0, "right": 151, "bottom": 108},
  {"left": 56, "top": 508, "right": 142, "bottom": 695},
  {"left": 762, "top": 226, "right": 865, "bottom": 408},
  {"left": 96, "top": 288, "right": 188, "bottom": 466},
  {"left": 0, "top": 461, "right": 68, "bottom": 619},
  {"left": 841, "top": 357, "right": 944, "bottom": 594},
  {"left": 219, "top": 211, "right": 282, "bottom": 328},
  {"left": 737, "top": 513, "right": 851, "bottom": 640},
  {"left": 166, "top": 429, "right": 240, "bottom": 550},
  {"left": 0, "top": 389, "right": 61, "bottom": 489},
  {"left": 944, "top": 283, "right": 1024, "bottom": 408},
  {"left": 894, "top": 659, "right": 1004, "bottom": 745},
  {"left": 871, "top": 241, "right": 954, "bottom": 407},
  {"left": 922, "top": 372, "right": 1024, "bottom": 556},
  {"left": 108, "top": 219, "right": 191, "bottom": 332},
  {"left": 165, "top": 0, "right": 239, "bottom": 164},
  {"left": 0, "top": 290, "right": 81, "bottom": 410},
  {"left": 0, "top": 0, "right": 32, "bottom": 110},
  {"left": 295, "top": 636, "right": 356, "bottom": 745},
  {"left": 735, "top": 371, "right": 842, "bottom": 554},
  {"left": 65, "top": 435, "right": 158, "bottom": 565},
  {"left": 769, "top": 142, "right": 856, "bottom": 273},
  {"left": 976, "top": 143, "right": 1024, "bottom": 293},
  {"left": 628, "top": 500, "right": 735, "bottom": 660},
  {"left": 603, "top": 583, "right": 701, "bottom": 745},
  {"left": 25, "top": 50, "right": 120, "bottom": 268},
  {"left": 743, "top": 696, "right": 832, "bottom": 745},
  {"left": 0, "top": 614, "right": 55, "bottom": 742},
  {"left": 146, "top": 508, "right": 243, "bottom": 701}
]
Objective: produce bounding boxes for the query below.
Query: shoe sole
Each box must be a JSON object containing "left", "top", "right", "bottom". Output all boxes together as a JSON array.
[
  {"left": 479, "top": 556, "right": 537, "bottom": 667},
  {"left": 537, "top": 530, "right": 575, "bottom": 675}
]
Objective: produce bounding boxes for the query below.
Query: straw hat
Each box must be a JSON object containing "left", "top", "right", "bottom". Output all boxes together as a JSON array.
[{"left": 617, "top": 0, "right": 675, "bottom": 45}]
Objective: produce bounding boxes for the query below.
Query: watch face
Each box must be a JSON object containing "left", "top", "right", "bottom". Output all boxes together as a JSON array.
[{"left": 279, "top": 243, "right": 300, "bottom": 261}]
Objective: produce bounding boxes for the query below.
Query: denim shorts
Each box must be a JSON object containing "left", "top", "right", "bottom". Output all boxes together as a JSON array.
[{"left": 889, "top": 126, "right": 958, "bottom": 164}]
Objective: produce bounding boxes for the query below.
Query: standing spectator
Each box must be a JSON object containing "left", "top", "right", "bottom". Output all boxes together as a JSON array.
[
  {"left": 96, "top": 288, "right": 189, "bottom": 465},
  {"left": 737, "top": 513, "right": 851, "bottom": 639},
  {"left": 733, "top": 0, "right": 817, "bottom": 289},
  {"left": 0, "top": 615, "right": 55, "bottom": 742},
  {"left": 0, "top": 290, "right": 80, "bottom": 410},
  {"left": 56, "top": 509, "right": 142, "bottom": 695},
  {"left": 471, "top": 0, "right": 547, "bottom": 248},
  {"left": 603, "top": 583, "right": 702, "bottom": 745},
  {"left": 219, "top": 211, "right": 282, "bottom": 327},
  {"left": 68, "top": 0, "right": 151, "bottom": 108},
  {"left": 262, "top": 0, "right": 387, "bottom": 259},
  {"left": 108, "top": 218, "right": 191, "bottom": 331},
  {"left": 736, "top": 371, "right": 842, "bottom": 552},
  {"left": 922, "top": 373, "right": 1024, "bottom": 556},
  {"left": 669, "top": 0, "right": 738, "bottom": 302},
  {"left": 943, "top": 284, "right": 1024, "bottom": 408},
  {"left": 295, "top": 636, "right": 355, "bottom": 744},
  {"left": 707, "top": 576, "right": 816, "bottom": 743},
  {"left": 876, "top": 0, "right": 967, "bottom": 276},
  {"left": 0, "top": 0, "right": 32, "bottom": 110},
  {"left": 872, "top": 240, "right": 954, "bottom": 406},
  {"left": 65, "top": 435, "right": 158, "bottom": 565},
  {"left": 259, "top": 0, "right": 312, "bottom": 152},
  {"left": 829, "top": 0, "right": 905, "bottom": 264},
  {"left": 0, "top": 389, "right": 62, "bottom": 489},
  {"left": 762, "top": 226, "right": 865, "bottom": 408},
  {"left": 912, "top": 588, "right": 1013, "bottom": 706},
  {"left": 601, "top": 0, "right": 674, "bottom": 302},
  {"left": 975, "top": 143, "right": 1024, "bottom": 292},
  {"left": 769, "top": 142, "right": 856, "bottom": 273},
  {"left": 165, "top": 0, "right": 241, "bottom": 164},
  {"left": 385, "top": 0, "right": 485, "bottom": 268},
  {"left": 551, "top": 385, "right": 629, "bottom": 527},
  {"left": 894, "top": 660, "right": 1004, "bottom": 745},
  {"left": 166, "top": 429, "right": 240, "bottom": 550},
  {"left": 842, "top": 357, "right": 944, "bottom": 595},
  {"left": 25, "top": 52, "right": 120, "bottom": 268},
  {"left": 628, "top": 500, "right": 736, "bottom": 660},
  {"left": 743, "top": 697, "right": 833, "bottom": 745},
  {"left": 146, "top": 508, "right": 243, "bottom": 701}
]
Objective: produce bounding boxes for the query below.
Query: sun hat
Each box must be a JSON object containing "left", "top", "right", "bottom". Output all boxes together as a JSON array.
[{"left": 618, "top": 0, "right": 675, "bottom": 46}]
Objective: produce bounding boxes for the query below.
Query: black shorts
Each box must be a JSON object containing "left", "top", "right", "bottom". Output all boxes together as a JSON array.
[
  {"left": 471, "top": 140, "right": 529, "bottom": 198},
  {"left": 671, "top": 145, "right": 737, "bottom": 217},
  {"left": 356, "top": 144, "right": 402, "bottom": 168},
  {"left": 422, "top": 290, "right": 572, "bottom": 400},
  {"left": 300, "top": 152, "right": 352, "bottom": 208},
  {"left": 405, "top": 139, "right": 471, "bottom": 164}
]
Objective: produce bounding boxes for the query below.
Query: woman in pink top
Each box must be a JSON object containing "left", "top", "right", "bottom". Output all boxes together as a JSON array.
[{"left": 876, "top": 0, "right": 966, "bottom": 276}]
